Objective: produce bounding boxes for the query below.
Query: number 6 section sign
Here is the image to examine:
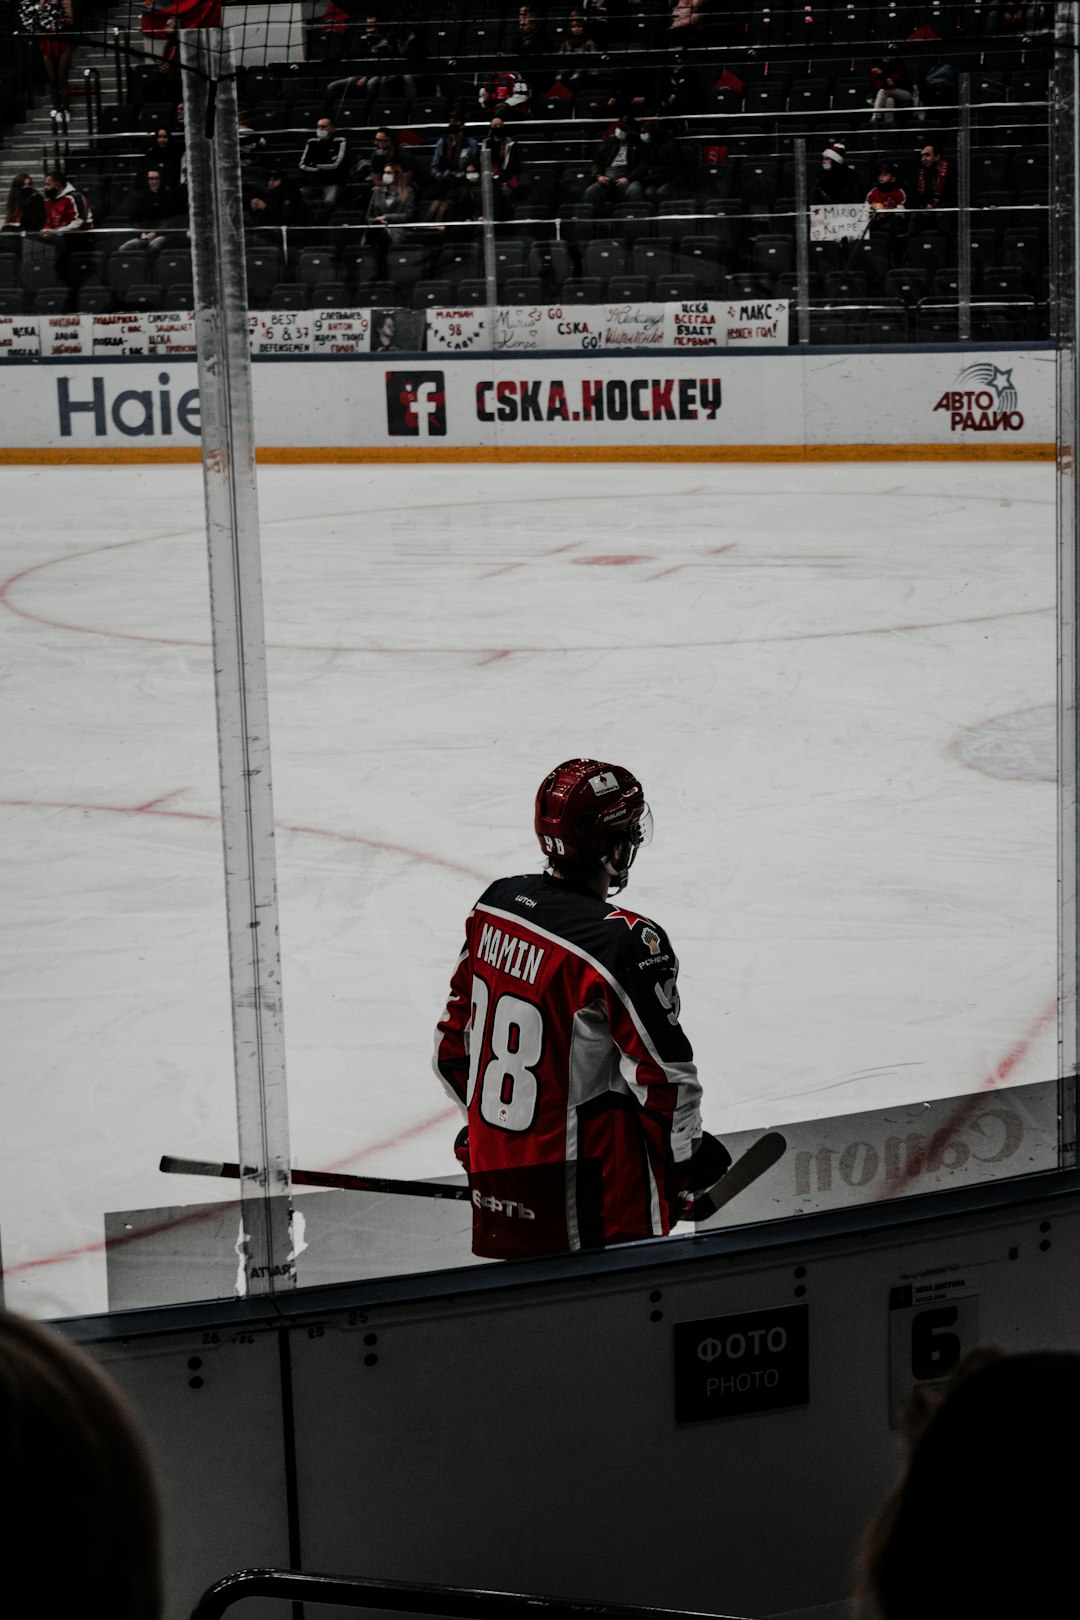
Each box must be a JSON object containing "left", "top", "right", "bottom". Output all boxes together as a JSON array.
[{"left": 888, "top": 1282, "right": 980, "bottom": 1427}]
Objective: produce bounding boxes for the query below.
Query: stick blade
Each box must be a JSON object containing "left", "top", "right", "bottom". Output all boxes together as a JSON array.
[{"left": 691, "top": 1130, "right": 787, "bottom": 1221}]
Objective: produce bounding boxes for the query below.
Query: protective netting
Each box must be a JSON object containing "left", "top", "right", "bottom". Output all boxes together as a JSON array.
[{"left": 0, "top": 4, "right": 1057, "bottom": 341}]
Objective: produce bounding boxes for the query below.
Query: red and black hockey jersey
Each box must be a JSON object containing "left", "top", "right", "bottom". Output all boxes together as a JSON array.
[{"left": 434, "top": 872, "right": 703, "bottom": 1259}]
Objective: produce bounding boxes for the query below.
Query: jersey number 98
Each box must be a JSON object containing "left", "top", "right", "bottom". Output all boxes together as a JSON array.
[{"left": 467, "top": 977, "right": 543, "bottom": 1132}]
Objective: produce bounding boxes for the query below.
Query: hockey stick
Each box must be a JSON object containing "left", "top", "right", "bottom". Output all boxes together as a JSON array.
[
  {"left": 681, "top": 1130, "right": 788, "bottom": 1223},
  {"left": 161, "top": 1131, "right": 787, "bottom": 1221},
  {"left": 159, "top": 1155, "right": 471, "bottom": 1202}
]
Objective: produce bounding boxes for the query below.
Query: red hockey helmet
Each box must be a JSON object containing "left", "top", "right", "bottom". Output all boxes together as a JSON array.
[{"left": 534, "top": 759, "right": 653, "bottom": 891}]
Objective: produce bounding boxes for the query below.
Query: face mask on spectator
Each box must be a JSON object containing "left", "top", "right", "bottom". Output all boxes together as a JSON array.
[
  {"left": 640, "top": 131, "right": 651, "bottom": 143},
  {"left": 317, "top": 126, "right": 330, "bottom": 140},
  {"left": 466, "top": 171, "right": 480, "bottom": 183},
  {"left": 382, "top": 170, "right": 395, "bottom": 184}
]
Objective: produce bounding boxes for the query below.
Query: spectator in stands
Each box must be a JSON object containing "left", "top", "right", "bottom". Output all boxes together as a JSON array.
[
  {"left": 908, "top": 141, "right": 953, "bottom": 231},
  {"left": 366, "top": 158, "right": 416, "bottom": 247},
  {"left": 453, "top": 157, "right": 486, "bottom": 225},
  {"left": 556, "top": 11, "right": 601, "bottom": 91},
  {"left": 298, "top": 115, "right": 349, "bottom": 212},
  {"left": 19, "top": 0, "right": 75, "bottom": 130},
  {"left": 810, "top": 140, "right": 861, "bottom": 205},
  {"left": 250, "top": 171, "right": 310, "bottom": 228},
  {"left": 0, "top": 1307, "right": 163, "bottom": 1620},
  {"left": 669, "top": 0, "right": 705, "bottom": 41},
  {"left": 584, "top": 115, "right": 643, "bottom": 209},
  {"left": 504, "top": 4, "right": 548, "bottom": 56},
  {"left": 654, "top": 56, "right": 703, "bottom": 120},
  {"left": 326, "top": 14, "right": 396, "bottom": 110},
  {"left": 855, "top": 1350, "right": 1080, "bottom": 1620},
  {"left": 486, "top": 115, "right": 523, "bottom": 214},
  {"left": 121, "top": 168, "right": 181, "bottom": 255},
  {"left": 424, "top": 113, "right": 479, "bottom": 221},
  {"left": 42, "top": 170, "right": 92, "bottom": 235},
  {"left": 156, "top": 14, "right": 181, "bottom": 96},
  {"left": 988, "top": 0, "right": 1052, "bottom": 35},
  {"left": 869, "top": 57, "right": 917, "bottom": 125},
  {"left": 350, "top": 126, "right": 399, "bottom": 208},
  {"left": 3, "top": 173, "right": 46, "bottom": 232},
  {"left": 479, "top": 68, "right": 532, "bottom": 120},
  {"left": 236, "top": 107, "right": 265, "bottom": 165},
  {"left": 866, "top": 160, "right": 906, "bottom": 248},
  {"left": 144, "top": 128, "right": 184, "bottom": 188},
  {"left": 625, "top": 118, "right": 688, "bottom": 205},
  {"left": 867, "top": 160, "right": 906, "bottom": 215}
]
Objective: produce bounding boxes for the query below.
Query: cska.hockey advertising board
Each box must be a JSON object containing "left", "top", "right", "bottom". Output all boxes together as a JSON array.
[{"left": 0, "top": 347, "right": 1055, "bottom": 456}]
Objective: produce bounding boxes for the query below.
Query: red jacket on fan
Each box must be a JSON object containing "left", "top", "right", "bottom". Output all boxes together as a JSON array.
[
  {"left": 434, "top": 870, "right": 704, "bottom": 1259},
  {"left": 43, "top": 182, "right": 91, "bottom": 233}
]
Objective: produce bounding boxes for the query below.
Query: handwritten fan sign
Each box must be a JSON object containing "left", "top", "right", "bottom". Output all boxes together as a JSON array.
[{"left": 810, "top": 202, "right": 871, "bottom": 241}]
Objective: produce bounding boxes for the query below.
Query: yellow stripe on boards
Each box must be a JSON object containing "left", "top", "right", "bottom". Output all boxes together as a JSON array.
[{"left": 0, "top": 443, "right": 1057, "bottom": 466}]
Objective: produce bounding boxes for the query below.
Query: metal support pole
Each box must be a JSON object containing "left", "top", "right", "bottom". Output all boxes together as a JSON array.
[
  {"left": 958, "top": 73, "right": 972, "bottom": 343},
  {"left": 181, "top": 28, "right": 295, "bottom": 1292},
  {"left": 480, "top": 144, "right": 499, "bottom": 346},
  {"left": 793, "top": 136, "right": 810, "bottom": 346},
  {"left": 1054, "top": 4, "right": 1080, "bottom": 1165}
]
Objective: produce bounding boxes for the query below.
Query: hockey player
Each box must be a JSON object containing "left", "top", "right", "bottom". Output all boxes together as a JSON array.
[{"left": 434, "top": 758, "right": 730, "bottom": 1259}]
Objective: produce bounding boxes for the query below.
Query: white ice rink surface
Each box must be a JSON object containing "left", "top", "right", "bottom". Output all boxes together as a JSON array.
[{"left": 0, "top": 459, "right": 1060, "bottom": 1318}]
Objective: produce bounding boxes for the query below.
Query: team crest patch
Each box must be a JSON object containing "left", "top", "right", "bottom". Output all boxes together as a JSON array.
[
  {"left": 589, "top": 771, "right": 620, "bottom": 796},
  {"left": 641, "top": 925, "right": 662, "bottom": 955}
]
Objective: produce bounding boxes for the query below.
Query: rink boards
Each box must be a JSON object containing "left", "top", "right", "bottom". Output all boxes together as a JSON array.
[{"left": 0, "top": 342, "right": 1056, "bottom": 460}]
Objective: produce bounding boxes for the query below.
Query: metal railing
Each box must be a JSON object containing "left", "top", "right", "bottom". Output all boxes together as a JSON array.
[{"left": 189, "top": 1569, "right": 748, "bottom": 1620}]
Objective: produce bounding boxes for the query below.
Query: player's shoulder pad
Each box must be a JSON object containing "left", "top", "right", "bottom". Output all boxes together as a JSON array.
[
  {"left": 477, "top": 874, "right": 542, "bottom": 912},
  {"left": 600, "top": 906, "right": 677, "bottom": 973}
]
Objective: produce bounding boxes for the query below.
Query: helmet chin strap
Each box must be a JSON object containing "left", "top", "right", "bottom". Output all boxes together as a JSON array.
[{"left": 602, "top": 841, "right": 638, "bottom": 894}]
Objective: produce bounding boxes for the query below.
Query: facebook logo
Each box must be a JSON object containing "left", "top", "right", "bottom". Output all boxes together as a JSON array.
[{"left": 385, "top": 371, "right": 447, "bottom": 437}]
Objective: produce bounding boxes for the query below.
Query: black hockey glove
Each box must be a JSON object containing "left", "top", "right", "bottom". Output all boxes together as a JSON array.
[{"left": 669, "top": 1131, "right": 732, "bottom": 1225}]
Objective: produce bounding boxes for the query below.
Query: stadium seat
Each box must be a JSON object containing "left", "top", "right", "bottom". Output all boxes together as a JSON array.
[
  {"left": 454, "top": 280, "right": 487, "bottom": 307},
  {"left": 123, "top": 284, "right": 164, "bottom": 311},
  {"left": 386, "top": 246, "right": 427, "bottom": 293},
  {"left": 557, "top": 204, "right": 595, "bottom": 244},
  {"left": 493, "top": 241, "right": 529, "bottom": 284},
  {"left": 439, "top": 244, "right": 481, "bottom": 286},
  {"left": 584, "top": 239, "right": 627, "bottom": 283},
  {"left": 1002, "top": 229, "right": 1042, "bottom": 285},
  {"left": 155, "top": 247, "right": 192, "bottom": 291},
  {"left": 245, "top": 248, "right": 284, "bottom": 303},
  {"left": 0, "top": 287, "right": 23, "bottom": 314},
  {"left": 725, "top": 272, "right": 772, "bottom": 299},
  {"left": 824, "top": 270, "right": 868, "bottom": 299},
  {"left": 311, "top": 281, "right": 350, "bottom": 307},
  {"left": 844, "top": 238, "right": 891, "bottom": 289},
  {"left": 606, "top": 275, "right": 650, "bottom": 305},
  {"left": 654, "top": 274, "right": 701, "bottom": 302},
  {"left": 631, "top": 239, "right": 675, "bottom": 279},
  {"left": 296, "top": 248, "right": 339, "bottom": 288},
  {"left": 107, "top": 250, "right": 149, "bottom": 301},
  {"left": 885, "top": 266, "right": 931, "bottom": 304},
  {"left": 76, "top": 286, "right": 114, "bottom": 313},
  {"left": 528, "top": 240, "right": 572, "bottom": 290},
  {"left": 268, "top": 283, "right": 311, "bottom": 309},
  {"left": 561, "top": 278, "right": 604, "bottom": 304},
  {"left": 859, "top": 310, "right": 907, "bottom": 344},
  {"left": 749, "top": 234, "right": 794, "bottom": 282},
  {"left": 503, "top": 279, "right": 543, "bottom": 305},
  {"left": 905, "top": 234, "right": 950, "bottom": 275},
  {"left": 611, "top": 203, "right": 656, "bottom": 245},
  {"left": 412, "top": 280, "right": 453, "bottom": 308}
]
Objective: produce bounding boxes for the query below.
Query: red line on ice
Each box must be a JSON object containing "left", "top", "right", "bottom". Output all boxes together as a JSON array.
[
  {"left": 1, "top": 794, "right": 488, "bottom": 881},
  {"left": 877, "top": 996, "right": 1059, "bottom": 1199},
  {"left": 2, "top": 1104, "right": 464, "bottom": 1278}
]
